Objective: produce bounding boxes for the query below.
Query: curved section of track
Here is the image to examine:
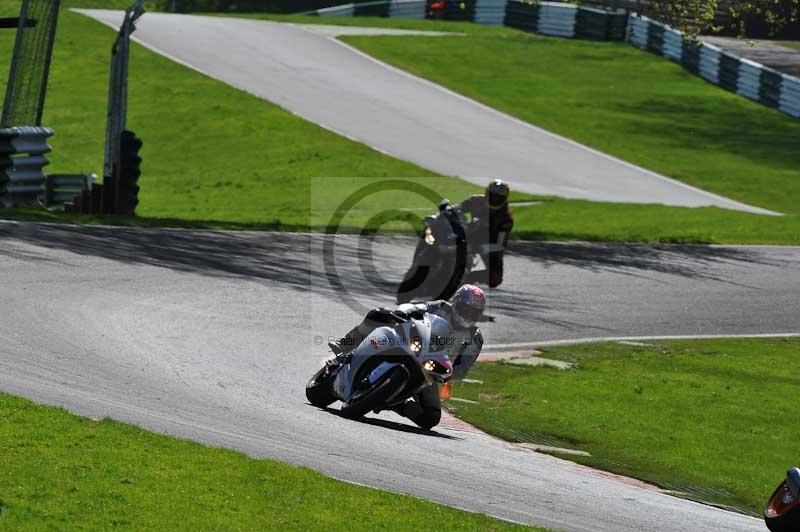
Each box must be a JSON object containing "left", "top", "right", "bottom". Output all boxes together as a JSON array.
[
  {"left": 77, "top": 10, "right": 778, "bottom": 215},
  {"left": 2, "top": 223, "right": 797, "bottom": 531}
]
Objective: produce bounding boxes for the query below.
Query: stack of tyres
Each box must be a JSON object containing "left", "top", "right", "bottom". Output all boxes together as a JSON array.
[
  {"left": 504, "top": 0, "right": 539, "bottom": 32},
  {"left": 760, "top": 69, "right": 783, "bottom": 108},
  {"left": 607, "top": 11, "right": 627, "bottom": 41},
  {"left": 574, "top": 6, "right": 609, "bottom": 40},
  {"left": 646, "top": 21, "right": 664, "bottom": 54},
  {"left": 354, "top": 0, "right": 391, "bottom": 16},
  {"left": 473, "top": 0, "right": 507, "bottom": 26},
  {"left": 443, "top": 0, "right": 475, "bottom": 21},
  {"left": 737, "top": 60, "right": 762, "bottom": 102},
  {"left": 682, "top": 40, "right": 701, "bottom": 74},
  {"left": 779, "top": 76, "right": 800, "bottom": 117},
  {"left": 718, "top": 52, "right": 741, "bottom": 92},
  {"left": 536, "top": 2, "right": 576, "bottom": 38}
]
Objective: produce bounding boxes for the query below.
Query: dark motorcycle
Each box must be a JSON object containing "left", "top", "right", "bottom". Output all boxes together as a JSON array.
[
  {"left": 765, "top": 467, "right": 800, "bottom": 531},
  {"left": 396, "top": 200, "right": 481, "bottom": 304}
]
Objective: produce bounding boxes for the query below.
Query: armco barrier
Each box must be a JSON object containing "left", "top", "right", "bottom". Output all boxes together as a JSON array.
[
  {"left": 717, "top": 52, "right": 740, "bottom": 92},
  {"left": 662, "top": 27, "right": 682, "bottom": 62},
  {"left": 575, "top": 6, "right": 623, "bottom": 41},
  {"left": 504, "top": 1, "right": 538, "bottom": 32},
  {"left": 45, "top": 173, "right": 96, "bottom": 205},
  {"left": 627, "top": 14, "right": 800, "bottom": 119},
  {"left": 355, "top": 0, "right": 390, "bottom": 16},
  {"left": 317, "top": 2, "right": 354, "bottom": 16},
  {"left": 443, "top": 0, "right": 476, "bottom": 21},
  {"left": 646, "top": 20, "right": 664, "bottom": 54},
  {"left": 780, "top": 77, "right": 800, "bottom": 117},
  {"left": 389, "top": 0, "right": 426, "bottom": 18},
  {"left": 737, "top": 59, "right": 762, "bottom": 102},
  {"left": 309, "top": 0, "right": 626, "bottom": 41},
  {"left": 628, "top": 15, "right": 648, "bottom": 48},
  {"left": 536, "top": 2, "right": 576, "bottom": 38},
  {"left": 474, "top": 0, "right": 507, "bottom": 26},
  {"left": 760, "top": 69, "right": 783, "bottom": 108},
  {"left": 682, "top": 40, "right": 700, "bottom": 74},
  {"left": 0, "top": 126, "right": 53, "bottom": 207},
  {"left": 698, "top": 43, "right": 720, "bottom": 84},
  {"left": 305, "top": 0, "right": 800, "bottom": 119}
]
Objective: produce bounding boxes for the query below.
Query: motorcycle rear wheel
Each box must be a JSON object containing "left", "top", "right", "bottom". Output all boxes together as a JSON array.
[
  {"left": 340, "top": 365, "right": 409, "bottom": 420},
  {"left": 765, "top": 481, "right": 800, "bottom": 532},
  {"left": 306, "top": 366, "right": 336, "bottom": 408}
]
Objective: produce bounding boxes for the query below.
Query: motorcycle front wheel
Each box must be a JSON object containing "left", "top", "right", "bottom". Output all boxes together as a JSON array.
[
  {"left": 406, "top": 383, "right": 441, "bottom": 430},
  {"left": 765, "top": 481, "right": 800, "bottom": 532},
  {"left": 340, "top": 365, "right": 409, "bottom": 420},
  {"left": 306, "top": 366, "right": 336, "bottom": 408}
]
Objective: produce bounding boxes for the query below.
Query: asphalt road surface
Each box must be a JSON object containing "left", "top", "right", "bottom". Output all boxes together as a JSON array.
[
  {"left": 77, "top": 10, "right": 777, "bottom": 215},
  {"left": 3, "top": 222, "right": 799, "bottom": 531}
]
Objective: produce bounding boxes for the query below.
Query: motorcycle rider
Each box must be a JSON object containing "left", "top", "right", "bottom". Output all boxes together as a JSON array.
[
  {"left": 329, "top": 285, "right": 487, "bottom": 428},
  {"left": 460, "top": 179, "right": 514, "bottom": 288}
]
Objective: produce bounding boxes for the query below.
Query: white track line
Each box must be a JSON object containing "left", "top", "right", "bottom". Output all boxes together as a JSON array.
[{"left": 485, "top": 333, "right": 800, "bottom": 351}]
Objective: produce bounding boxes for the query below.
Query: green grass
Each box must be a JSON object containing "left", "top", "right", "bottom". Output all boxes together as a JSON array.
[
  {"left": 250, "top": 14, "right": 800, "bottom": 244},
  {"left": 446, "top": 338, "right": 800, "bottom": 513},
  {"left": 0, "top": 3, "right": 492, "bottom": 230},
  {"left": 342, "top": 24, "right": 800, "bottom": 213},
  {"left": 2, "top": 7, "right": 800, "bottom": 243},
  {"left": 0, "top": 392, "right": 538, "bottom": 530},
  {"left": 777, "top": 41, "right": 800, "bottom": 50}
]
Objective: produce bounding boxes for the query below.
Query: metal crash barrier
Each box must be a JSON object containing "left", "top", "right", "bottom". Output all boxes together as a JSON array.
[{"left": 0, "top": 126, "right": 53, "bottom": 207}]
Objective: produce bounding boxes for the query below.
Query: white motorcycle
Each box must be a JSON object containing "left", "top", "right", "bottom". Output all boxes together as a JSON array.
[{"left": 306, "top": 310, "right": 454, "bottom": 430}]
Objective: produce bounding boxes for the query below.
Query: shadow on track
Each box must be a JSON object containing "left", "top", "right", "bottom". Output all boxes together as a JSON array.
[
  {"left": 313, "top": 405, "right": 461, "bottom": 440},
  {"left": 1, "top": 222, "right": 794, "bottom": 298}
]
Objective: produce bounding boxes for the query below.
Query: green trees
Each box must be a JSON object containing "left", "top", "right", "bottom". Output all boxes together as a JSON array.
[{"left": 631, "top": 0, "right": 799, "bottom": 39}]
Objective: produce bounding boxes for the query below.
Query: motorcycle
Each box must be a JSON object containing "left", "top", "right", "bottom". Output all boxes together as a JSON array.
[
  {"left": 765, "top": 467, "right": 800, "bottom": 531},
  {"left": 305, "top": 311, "right": 454, "bottom": 430},
  {"left": 396, "top": 200, "right": 483, "bottom": 304}
]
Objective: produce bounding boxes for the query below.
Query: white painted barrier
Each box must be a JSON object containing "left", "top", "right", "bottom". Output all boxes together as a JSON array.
[
  {"left": 536, "top": 2, "right": 576, "bottom": 38},
  {"left": 737, "top": 59, "right": 762, "bottom": 102},
  {"left": 389, "top": 0, "right": 426, "bottom": 19},
  {"left": 474, "top": 0, "right": 507, "bottom": 26},
  {"left": 698, "top": 44, "right": 721, "bottom": 84},
  {"left": 628, "top": 15, "right": 649, "bottom": 48},
  {"left": 662, "top": 28, "right": 682, "bottom": 62},
  {"left": 318, "top": 3, "right": 355, "bottom": 16},
  {"left": 780, "top": 76, "right": 800, "bottom": 117}
]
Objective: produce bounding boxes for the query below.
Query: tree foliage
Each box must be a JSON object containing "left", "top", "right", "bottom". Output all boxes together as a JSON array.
[{"left": 631, "top": 0, "right": 800, "bottom": 39}]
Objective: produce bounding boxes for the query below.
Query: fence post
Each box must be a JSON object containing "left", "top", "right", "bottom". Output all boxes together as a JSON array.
[{"left": 103, "top": 0, "right": 144, "bottom": 215}]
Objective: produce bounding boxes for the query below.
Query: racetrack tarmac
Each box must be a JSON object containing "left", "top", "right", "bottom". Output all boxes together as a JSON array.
[
  {"left": 2, "top": 222, "right": 797, "bottom": 531},
  {"left": 77, "top": 10, "right": 778, "bottom": 215}
]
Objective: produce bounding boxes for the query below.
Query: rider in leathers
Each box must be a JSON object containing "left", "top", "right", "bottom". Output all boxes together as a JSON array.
[{"left": 331, "top": 285, "right": 486, "bottom": 428}]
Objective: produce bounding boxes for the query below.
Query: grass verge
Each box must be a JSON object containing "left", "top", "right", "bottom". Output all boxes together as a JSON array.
[
  {"left": 0, "top": 4, "right": 488, "bottom": 227},
  {"left": 263, "top": 14, "right": 800, "bottom": 244},
  {"left": 446, "top": 338, "right": 800, "bottom": 513},
  {"left": 0, "top": 391, "right": 539, "bottom": 530},
  {"left": 2, "top": 7, "right": 799, "bottom": 243}
]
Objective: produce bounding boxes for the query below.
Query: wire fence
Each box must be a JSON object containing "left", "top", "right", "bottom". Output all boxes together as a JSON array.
[{"left": 1, "top": 0, "right": 61, "bottom": 127}]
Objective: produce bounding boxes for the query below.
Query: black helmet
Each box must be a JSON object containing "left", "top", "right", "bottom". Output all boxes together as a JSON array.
[{"left": 486, "top": 178, "right": 510, "bottom": 210}]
